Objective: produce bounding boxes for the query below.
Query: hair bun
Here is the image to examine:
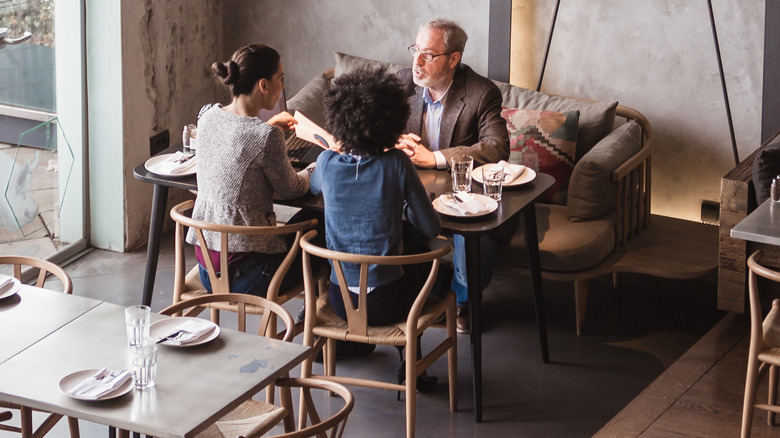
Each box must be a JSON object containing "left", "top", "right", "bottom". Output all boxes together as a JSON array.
[
  {"left": 224, "top": 61, "right": 240, "bottom": 85},
  {"left": 211, "top": 60, "right": 240, "bottom": 86}
]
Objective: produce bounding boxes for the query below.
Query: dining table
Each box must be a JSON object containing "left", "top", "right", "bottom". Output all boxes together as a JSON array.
[
  {"left": 0, "top": 284, "right": 310, "bottom": 438},
  {"left": 133, "top": 145, "right": 555, "bottom": 422},
  {"left": 730, "top": 198, "right": 780, "bottom": 245}
]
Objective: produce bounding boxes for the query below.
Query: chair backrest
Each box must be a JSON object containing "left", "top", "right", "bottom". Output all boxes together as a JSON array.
[
  {"left": 272, "top": 377, "right": 353, "bottom": 438},
  {"left": 169, "top": 199, "right": 318, "bottom": 302},
  {"left": 299, "top": 230, "right": 450, "bottom": 336},
  {"left": 159, "top": 292, "right": 296, "bottom": 341},
  {"left": 747, "top": 251, "right": 780, "bottom": 348},
  {"left": 0, "top": 255, "right": 72, "bottom": 294}
]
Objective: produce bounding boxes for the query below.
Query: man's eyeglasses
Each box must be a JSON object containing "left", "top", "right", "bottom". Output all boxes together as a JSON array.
[{"left": 408, "top": 45, "right": 453, "bottom": 62}]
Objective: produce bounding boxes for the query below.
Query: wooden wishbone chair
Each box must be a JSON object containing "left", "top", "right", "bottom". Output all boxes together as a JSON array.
[
  {"left": 298, "top": 230, "right": 457, "bottom": 438},
  {"left": 169, "top": 199, "right": 328, "bottom": 334},
  {"left": 742, "top": 250, "right": 780, "bottom": 437}
]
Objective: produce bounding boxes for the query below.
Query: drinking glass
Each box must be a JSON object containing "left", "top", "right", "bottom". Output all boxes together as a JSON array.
[
  {"left": 125, "top": 305, "right": 151, "bottom": 348},
  {"left": 131, "top": 344, "right": 158, "bottom": 390},
  {"left": 451, "top": 155, "right": 474, "bottom": 193},
  {"left": 482, "top": 164, "right": 504, "bottom": 201}
]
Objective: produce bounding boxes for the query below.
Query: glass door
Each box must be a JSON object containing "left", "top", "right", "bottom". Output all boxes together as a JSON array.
[{"left": 0, "top": 0, "right": 86, "bottom": 265}]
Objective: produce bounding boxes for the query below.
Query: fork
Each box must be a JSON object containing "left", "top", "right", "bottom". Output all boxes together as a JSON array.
[
  {"left": 157, "top": 330, "right": 185, "bottom": 344},
  {"left": 174, "top": 153, "right": 194, "bottom": 164}
]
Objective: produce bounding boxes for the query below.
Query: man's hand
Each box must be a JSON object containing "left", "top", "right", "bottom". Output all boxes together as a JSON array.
[
  {"left": 395, "top": 133, "right": 436, "bottom": 168},
  {"left": 267, "top": 111, "right": 297, "bottom": 130}
]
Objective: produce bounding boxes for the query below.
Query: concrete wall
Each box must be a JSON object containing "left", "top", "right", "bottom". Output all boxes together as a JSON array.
[
  {"left": 119, "top": 0, "right": 224, "bottom": 250},
  {"left": 511, "top": 1, "right": 764, "bottom": 221},
  {"left": 114, "top": 0, "right": 765, "bottom": 248},
  {"left": 222, "top": 0, "right": 492, "bottom": 96}
]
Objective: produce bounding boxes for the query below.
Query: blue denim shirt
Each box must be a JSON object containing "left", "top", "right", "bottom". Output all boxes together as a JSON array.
[{"left": 310, "top": 149, "right": 442, "bottom": 288}]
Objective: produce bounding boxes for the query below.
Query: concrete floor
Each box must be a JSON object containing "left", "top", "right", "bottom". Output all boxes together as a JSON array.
[{"left": 1, "top": 228, "right": 726, "bottom": 438}]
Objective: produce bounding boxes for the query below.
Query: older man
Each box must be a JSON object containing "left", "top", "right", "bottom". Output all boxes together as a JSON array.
[{"left": 396, "top": 18, "right": 512, "bottom": 333}]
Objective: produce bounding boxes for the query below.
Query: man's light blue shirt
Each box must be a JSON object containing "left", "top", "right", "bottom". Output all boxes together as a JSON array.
[{"left": 421, "top": 83, "right": 453, "bottom": 169}]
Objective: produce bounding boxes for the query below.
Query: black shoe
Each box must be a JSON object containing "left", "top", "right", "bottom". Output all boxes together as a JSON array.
[
  {"left": 394, "top": 360, "right": 438, "bottom": 400},
  {"left": 456, "top": 305, "right": 470, "bottom": 334}
]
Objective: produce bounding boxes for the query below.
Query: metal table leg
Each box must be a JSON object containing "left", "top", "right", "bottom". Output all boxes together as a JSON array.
[
  {"left": 465, "top": 234, "right": 483, "bottom": 422},
  {"left": 141, "top": 184, "right": 169, "bottom": 306},
  {"left": 522, "top": 204, "right": 549, "bottom": 363}
]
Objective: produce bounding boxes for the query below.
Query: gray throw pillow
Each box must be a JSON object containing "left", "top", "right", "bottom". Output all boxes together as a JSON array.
[
  {"left": 334, "top": 52, "right": 406, "bottom": 78},
  {"left": 493, "top": 81, "right": 618, "bottom": 160},
  {"left": 566, "top": 120, "right": 642, "bottom": 221},
  {"left": 752, "top": 137, "right": 780, "bottom": 204},
  {"left": 286, "top": 72, "right": 330, "bottom": 129}
]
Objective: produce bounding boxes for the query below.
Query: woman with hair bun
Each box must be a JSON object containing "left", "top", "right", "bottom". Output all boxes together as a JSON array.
[{"left": 186, "top": 44, "right": 317, "bottom": 297}]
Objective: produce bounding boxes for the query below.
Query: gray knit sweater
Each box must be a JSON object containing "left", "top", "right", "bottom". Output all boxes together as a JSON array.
[{"left": 185, "top": 105, "right": 310, "bottom": 254}]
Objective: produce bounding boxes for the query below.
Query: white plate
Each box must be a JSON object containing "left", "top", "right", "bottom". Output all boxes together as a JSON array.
[
  {"left": 0, "top": 276, "right": 21, "bottom": 300},
  {"left": 150, "top": 317, "right": 220, "bottom": 347},
  {"left": 144, "top": 153, "right": 197, "bottom": 177},
  {"left": 59, "top": 369, "right": 133, "bottom": 401},
  {"left": 473, "top": 165, "right": 536, "bottom": 187},
  {"left": 432, "top": 194, "right": 498, "bottom": 218}
]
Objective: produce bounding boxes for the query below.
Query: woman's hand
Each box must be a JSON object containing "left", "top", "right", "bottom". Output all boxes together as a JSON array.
[{"left": 267, "top": 111, "right": 297, "bottom": 130}]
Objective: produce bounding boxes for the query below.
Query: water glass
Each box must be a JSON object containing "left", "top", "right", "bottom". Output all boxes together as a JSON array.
[
  {"left": 451, "top": 155, "right": 474, "bottom": 193},
  {"left": 482, "top": 164, "right": 505, "bottom": 201},
  {"left": 131, "top": 344, "right": 158, "bottom": 390},
  {"left": 125, "top": 305, "right": 151, "bottom": 348}
]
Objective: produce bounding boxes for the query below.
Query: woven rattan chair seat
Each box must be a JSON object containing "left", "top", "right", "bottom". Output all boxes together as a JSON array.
[
  {"left": 312, "top": 294, "right": 450, "bottom": 345},
  {"left": 195, "top": 400, "right": 287, "bottom": 438}
]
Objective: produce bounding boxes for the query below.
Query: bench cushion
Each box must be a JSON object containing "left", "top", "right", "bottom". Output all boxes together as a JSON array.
[
  {"left": 567, "top": 120, "right": 642, "bottom": 221},
  {"left": 499, "top": 204, "right": 615, "bottom": 272},
  {"left": 333, "top": 51, "right": 405, "bottom": 78},
  {"left": 286, "top": 72, "right": 330, "bottom": 128}
]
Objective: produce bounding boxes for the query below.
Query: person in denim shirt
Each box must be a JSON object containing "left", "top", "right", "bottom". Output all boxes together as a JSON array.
[{"left": 309, "top": 67, "right": 442, "bottom": 326}]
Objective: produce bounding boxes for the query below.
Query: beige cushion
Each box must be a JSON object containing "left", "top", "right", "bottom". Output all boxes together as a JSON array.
[
  {"left": 567, "top": 120, "right": 642, "bottom": 221},
  {"left": 286, "top": 72, "right": 330, "bottom": 128},
  {"left": 499, "top": 204, "right": 615, "bottom": 272},
  {"left": 333, "top": 51, "right": 406, "bottom": 78},
  {"left": 493, "top": 81, "right": 618, "bottom": 160}
]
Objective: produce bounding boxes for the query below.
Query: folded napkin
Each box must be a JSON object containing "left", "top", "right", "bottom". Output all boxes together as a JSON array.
[
  {"left": 439, "top": 193, "right": 493, "bottom": 215},
  {"left": 497, "top": 160, "right": 526, "bottom": 184},
  {"left": 0, "top": 275, "right": 15, "bottom": 292},
  {"left": 67, "top": 368, "right": 132, "bottom": 400},
  {"left": 150, "top": 152, "right": 196, "bottom": 175},
  {"left": 158, "top": 318, "right": 215, "bottom": 345}
]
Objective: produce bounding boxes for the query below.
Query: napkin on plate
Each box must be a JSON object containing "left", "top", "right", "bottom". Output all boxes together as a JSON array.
[
  {"left": 158, "top": 319, "right": 215, "bottom": 345},
  {"left": 497, "top": 160, "right": 526, "bottom": 184},
  {"left": 0, "top": 275, "right": 15, "bottom": 292},
  {"left": 439, "top": 193, "right": 493, "bottom": 215},
  {"left": 67, "top": 368, "right": 132, "bottom": 400},
  {"left": 150, "top": 152, "right": 196, "bottom": 175}
]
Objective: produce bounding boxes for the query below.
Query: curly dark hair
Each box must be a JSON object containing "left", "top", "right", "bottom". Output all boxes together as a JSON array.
[
  {"left": 212, "top": 44, "right": 280, "bottom": 97},
  {"left": 324, "top": 67, "right": 410, "bottom": 156}
]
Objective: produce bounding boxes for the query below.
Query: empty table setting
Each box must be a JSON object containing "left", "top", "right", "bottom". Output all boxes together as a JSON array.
[{"left": 0, "top": 284, "right": 309, "bottom": 438}]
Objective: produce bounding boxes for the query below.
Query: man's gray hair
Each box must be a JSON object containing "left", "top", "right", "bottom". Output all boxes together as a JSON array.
[{"left": 420, "top": 18, "right": 467, "bottom": 54}]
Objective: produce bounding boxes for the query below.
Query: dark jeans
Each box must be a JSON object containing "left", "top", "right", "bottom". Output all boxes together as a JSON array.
[
  {"left": 199, "top": 209, "right": 327, "bottom": 297},
  {"left": 328, "top": 222, "right": 439, "bottom": 325},
  {"left": 328, "top": 261, "right": 430, "bottom": 326},
  {"left": 451, "top": 214, "right": 520, "bottom": 306}
]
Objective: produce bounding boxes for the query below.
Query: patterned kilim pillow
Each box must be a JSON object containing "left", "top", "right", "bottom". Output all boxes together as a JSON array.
[{"left": 501, "top": 107, "right": 580, "bottom": 204}]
